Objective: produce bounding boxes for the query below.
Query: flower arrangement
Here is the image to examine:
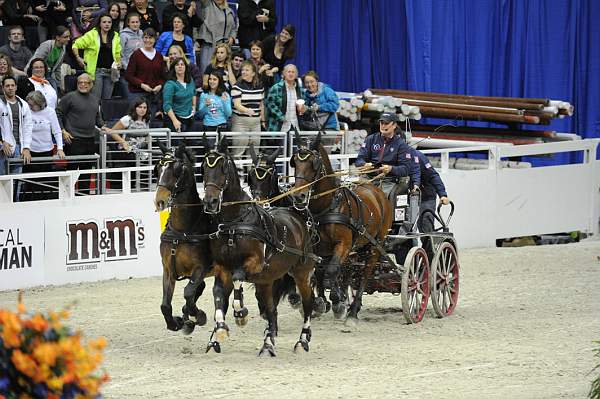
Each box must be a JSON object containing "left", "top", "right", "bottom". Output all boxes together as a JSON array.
[{"left": 0, "top": 292, "right": 109, "bottom": 398}]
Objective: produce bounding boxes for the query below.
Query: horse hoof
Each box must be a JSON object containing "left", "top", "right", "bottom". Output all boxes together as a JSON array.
[
  {"left": 181, "top": 320, "right": 196, "bottom": 335},
  {"left": 195, "top": 310, "right": 207, "bottom": 326},
  {"left": 294, "top": 340, "right": 310, "bottom": 353},
  {"left": 344, "top": 316, "right": 359, "bottom": 328},
  {"left": 312, "top": 297, "right": 328, "bottom": 317},
  {"left": 205, "top": 341, "right": 221, "bottom": 354},
  {"left": 166, "top": 316, "right": 184, "bottom": 331},
  {"left": 288, "top": 293, "right": 302, "bottom": 309},
  {"left": 332, "top": 303, "right": 347, "bottom": 320},
  {"left": 258, "top": 343, "right": 276, "bottom": 357},
  {"left": 215, "top": 328, "right": 229, "bottom": 342},
  {"left": 235, "top": 316, "right": 249, "bottom": 327}
]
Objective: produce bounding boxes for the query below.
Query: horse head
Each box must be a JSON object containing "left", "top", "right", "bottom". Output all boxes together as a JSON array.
[
  {"left": 290, "top": 129, "right": 324, "bottom": 206},
  {"left": 202, "top": 134, "right": 236, "bottom": 214},
  {"left": 247, "top": 143, "right": 282, "bottom": 201},
  {"left": 154, "top": 141, "right": 197, "bottom": 211}
]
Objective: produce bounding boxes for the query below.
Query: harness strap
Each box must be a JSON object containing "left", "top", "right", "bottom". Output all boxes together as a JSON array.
[{"left": 161, "top": 228, "right": 212, "bottom": 282}]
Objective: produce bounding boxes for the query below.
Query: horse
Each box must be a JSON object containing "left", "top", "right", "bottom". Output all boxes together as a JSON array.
[
  {"left": 153, "top": 142, "right": 213, "bottom": 334},
  {"left": 290, "top": 130, "right": 393, "bottom": 322},
  {"left": 202, "top": 135, "right": 317, "bottom": 356},
  {"left": 246, "top": 143, "right": 331, "bottom": 316}
]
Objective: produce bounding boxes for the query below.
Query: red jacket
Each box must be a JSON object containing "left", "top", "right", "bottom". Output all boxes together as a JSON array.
[{"left": 125, "top": 49, "right": 166, "bottom": 92}]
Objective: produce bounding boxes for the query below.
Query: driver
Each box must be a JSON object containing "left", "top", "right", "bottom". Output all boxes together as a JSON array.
[{"left": 354, "top": 112, "right": 420, "bottom": 198}]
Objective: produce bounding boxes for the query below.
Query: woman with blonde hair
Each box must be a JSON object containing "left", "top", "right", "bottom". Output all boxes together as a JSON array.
[
  {"left": 166, "top": 44, "right": 203, "bottom": 89},
  {"left": 198, "top": 0, "right": 237, "bottom": 73},
  {"left": 230, "top": 60, "right": 264, "bottom": 157},
  {"left": 202, "top": 42, "right": 236, "bottom": 89}
]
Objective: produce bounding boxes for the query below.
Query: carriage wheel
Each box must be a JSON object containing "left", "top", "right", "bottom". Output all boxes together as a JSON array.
[
  {"left": 430, "top": 241, "right": 460, "bottom": 318},
  {"left": 401, "top": 247, "right": 430, "bottom": 324}
]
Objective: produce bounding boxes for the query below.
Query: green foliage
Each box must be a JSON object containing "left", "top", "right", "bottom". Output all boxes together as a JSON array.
[{"left": 590, "top": 341, "right": 600, "bottom": 399}]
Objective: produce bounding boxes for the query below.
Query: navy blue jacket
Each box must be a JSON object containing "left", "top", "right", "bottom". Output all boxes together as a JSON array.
[
  {"left": 355, "top": 133, "right": 420, "bottom": 186},
  {"left": 410, "top": 148, "right": 448, "bottom": 201}
]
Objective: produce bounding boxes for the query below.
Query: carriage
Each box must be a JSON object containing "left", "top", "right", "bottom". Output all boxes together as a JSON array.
[{"left": 153, "top": 130, "right": 459, "bottom": 356}]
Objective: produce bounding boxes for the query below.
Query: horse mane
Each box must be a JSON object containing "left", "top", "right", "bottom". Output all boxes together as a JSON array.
[{"left": 316, "top": 143, "right": 334, "bottom": 175}]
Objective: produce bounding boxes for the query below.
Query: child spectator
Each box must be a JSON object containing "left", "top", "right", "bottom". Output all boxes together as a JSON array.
[{"left": 198, "top": 71, "right": 231, "bottom": 131}]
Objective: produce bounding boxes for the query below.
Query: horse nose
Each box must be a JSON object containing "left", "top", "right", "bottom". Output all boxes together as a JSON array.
[{"left": 295, "top": 192, "right": 307, "bottom": 203}]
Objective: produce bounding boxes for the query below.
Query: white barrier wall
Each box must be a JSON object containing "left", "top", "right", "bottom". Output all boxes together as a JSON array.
[
  {"left": 0, "top": 140, "right": 598, "bottom": 291},
  {"left": 0, "top": 193, "right": 162, "bottom": 291}
]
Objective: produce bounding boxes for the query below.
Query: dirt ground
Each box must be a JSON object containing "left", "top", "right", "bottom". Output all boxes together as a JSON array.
[{"left": 1, "top": 239, "right": 599, "bottom": 398}]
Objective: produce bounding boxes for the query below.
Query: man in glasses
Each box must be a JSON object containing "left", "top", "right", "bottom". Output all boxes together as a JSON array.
[
  {"left": 355, "top": 112, "right": 420, "bottom": 198},
  {"left": 0, "top": 26, "right": 33, "bottom": 75}
]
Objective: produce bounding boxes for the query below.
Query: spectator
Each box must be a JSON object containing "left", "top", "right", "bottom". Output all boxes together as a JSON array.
[
  {"left": 162, "top": 57, "right": 196, "bottom": 132},
  {"left": 166, "top": 44, "right": 202, "bottom": 90},
  {"left": 125, "top": 28, "right": 165, "bottom": 116},
  {"left": 202, "top": 42, "right": 235, "bottom": 89},
  {"left": 230, "top": 50, "right": 245, "bottom": 81},
  {"left": 0, "top": 26, "right": 33, "bottom": 74},
  {"left": 25, "top": 26, "right": 71, "bottom": 91},
  {"left": 198, "top": 71, "right": 231, "bottom": 131},
  {"left": 237, "top": 0, "right": 275, "bottom": 57},
  {"left": 107, "top": 2, "right": 122, "bottom": 30},
  {"left": 129, "top": 0, "right": 160, "bottom": 32},
  {"left": 231, "top": 60, "right": 264, "bottom": 157},
  {"left": 109, "top": 96, "right": 150, "bottom": 153},
  {"left": 301, "top": 70, "right": 340, "bottom": 130},
  {"left": 22, "top": 90, "right": 64, "bottom": 200},
  {"left": 162, "top": 0, "right": 201, "bottom": 38},
  {"left": 1, "top": 0, "right": 40, "bottom": 27},
  {"left": 56, "top": 73, "right": 109, "bottom": 193},
  {"left": 0, "top": 76, "right": 33, "bottom": 180},
  {"left": 261, "top": 24, "right": 295, "bottom": 71},
  {"left": 119, "top": 11, "right": 143, "bottom": 98},
  {"left": 249, "top": 39, "right": 276, "bottom": 89},
  {"left": 155, "top": 13, "right": 196, "bottom": 65},
  {"left": 117, "top": 1, "right": 128, "bottom": 29},
  {"left": 265, "top": 64, "right": 303, "bottom": 132},
  {"left": 198, "top": 0, "right": 237, "bottom": 74},
  {"left": 72, "top": 13, "right": 122, "bottom": 99},
  {"left": 0, "top": 54, "right": 25, "bottom": 81},
  {"left": 71, "top": 0, "right": 108, "bottom": 38},
  {"left": 17, "top": 58, "right": 59, "bottom": 109},
  {"left": 31, "top": 0, "right": 70, "bottom": 40}
]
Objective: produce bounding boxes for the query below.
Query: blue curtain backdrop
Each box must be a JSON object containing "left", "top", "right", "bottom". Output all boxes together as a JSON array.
[{"left": 265, "top": 0, "right": 600, "bottom": 160}]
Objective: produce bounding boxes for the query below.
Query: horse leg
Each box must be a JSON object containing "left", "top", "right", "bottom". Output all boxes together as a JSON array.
[
  {"left": 181, "top": 268, "right": 208, "bottom": 335},
  {"left": 312, "top": 265, "right": 331, "bottom": 316},
  {"left": 160, "top": 271, "right": 184, "bottom": 331},
  {"left": 347, "top": 250, "right": 378, "bottom": 323},
  {"left": 206, "top": 271, "right": 231, "bottom": 354},
  {"left": 256, "top": 283, "right": 277, "bottom": 357},
  {"left": 293, "top": 268, "right": 314, "bottom": 353},
  {"left": 232, "top": 279, "right": 250, "bottom": 327}
]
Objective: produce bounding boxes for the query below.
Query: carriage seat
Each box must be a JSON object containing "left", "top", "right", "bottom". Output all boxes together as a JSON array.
[{"left": 387, "top": 177, "right": 420, "bottom": 234}]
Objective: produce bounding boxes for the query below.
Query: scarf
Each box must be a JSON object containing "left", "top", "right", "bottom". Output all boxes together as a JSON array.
[{"left": 30, "top": 75, "right": 49, "bottom": 85}]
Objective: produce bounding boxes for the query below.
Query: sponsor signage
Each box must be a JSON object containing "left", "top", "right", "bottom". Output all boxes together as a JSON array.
[{"left": 0, "top": 211, "right": 45, "bottom": 290}]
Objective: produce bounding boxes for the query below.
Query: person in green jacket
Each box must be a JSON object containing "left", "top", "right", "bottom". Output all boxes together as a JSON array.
[
  {"left": 163, "top": 57, "right": 196, "bottom": 133},
  {"left": 72, "top": 13, "right": 122, "bottom": 99}
]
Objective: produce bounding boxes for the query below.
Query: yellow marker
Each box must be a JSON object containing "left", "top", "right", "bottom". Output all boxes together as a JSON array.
[{"left": 159, "top": 210, "right": 170, "bottom": 232}]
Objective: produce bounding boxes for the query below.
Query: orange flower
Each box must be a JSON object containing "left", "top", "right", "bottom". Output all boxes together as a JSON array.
[
  {"left": 11, "top": 350, "right": 39, "bottom": 379},
  {"left": 0, "top": 309, "right": 22, "bottom": 348},
  {"left": 24, "top": 313, "right": 49, "bottom": 333},
  {"left": 33, "top": 342, "right": 60, "bottom": 366}
]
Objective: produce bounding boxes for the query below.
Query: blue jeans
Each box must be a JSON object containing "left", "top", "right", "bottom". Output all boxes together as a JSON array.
[
  {"left": 92, "top": 68, "right": 115, "bottom": 100},
  {"left": 0, "top": 143, "right": 24, "bottom": 201}
]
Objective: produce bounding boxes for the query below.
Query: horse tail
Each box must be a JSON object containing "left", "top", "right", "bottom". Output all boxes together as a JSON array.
[{"left": 271, "top": 273, "right": 297, "bottom": 306}]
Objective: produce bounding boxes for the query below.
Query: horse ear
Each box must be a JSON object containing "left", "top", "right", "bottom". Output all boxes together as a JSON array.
[
  {"left": 184, "top": 148, "right": 196, "bottom": 165},
  {"left": 311, "top": 130, "right": 322, "bottom": 150},
  {"left": 248, "top": 143, "right": 258, "bottom": 165},
  {"left": 268, "top": 147, "right": 282, "bottom": 164},
  {"left": 156, "top": 139, "right": 169, "bottom": 154},
  {"left": 293, "top": 125, "right": 302, "bottom": 147},
  {"left": 175, "top": 142, "right": 186, "bottom": 157},
  {"left": 217, "top": 136, "right": 229, "bottom": 154},
  {"left": 202, "top": 132, "right": 212, "bottom": 152}
]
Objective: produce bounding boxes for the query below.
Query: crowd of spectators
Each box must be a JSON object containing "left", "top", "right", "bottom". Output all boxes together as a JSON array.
[{"left": 0, "top": 0, "right": 341, "bottom": 199}]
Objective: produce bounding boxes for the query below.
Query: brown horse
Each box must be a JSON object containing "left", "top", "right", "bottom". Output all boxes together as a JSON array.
[
  {"left": 202, "top": 135, "right": 317, "bottom": 356},
  {"left": 290, "top": 130, "right": 393, "bottom": 322},
  {"left": 154, "top": 142, "right": 213, "bottom": 334}
]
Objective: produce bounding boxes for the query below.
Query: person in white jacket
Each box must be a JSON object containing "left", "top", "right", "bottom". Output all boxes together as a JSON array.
[{"left": 0, "top": 76, "right": 32, "bottom": 176}]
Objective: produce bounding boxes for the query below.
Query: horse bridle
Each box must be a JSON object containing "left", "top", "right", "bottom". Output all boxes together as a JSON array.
[
  {"left": 156, "top": 152, "right": 193, "bottom": 204},
  {"left": 291, "top": 149, "right": 325, "bottom": 208},
  {"left": 249, "top": 161, "right": 277, "bottom": 199},
  {"left": 202, "top": 151, "right": 231, "bottom": 214}
]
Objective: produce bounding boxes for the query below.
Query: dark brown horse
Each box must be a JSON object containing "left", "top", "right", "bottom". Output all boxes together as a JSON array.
[
  {"left": 154, "top": 142, "right": 213, "bottom": 334},
  {"left": 291, "top": 130, "right": 393, "bottom": 322},
  {"left": 202, "top": 136, "right": 317, "bottom": 356}
]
